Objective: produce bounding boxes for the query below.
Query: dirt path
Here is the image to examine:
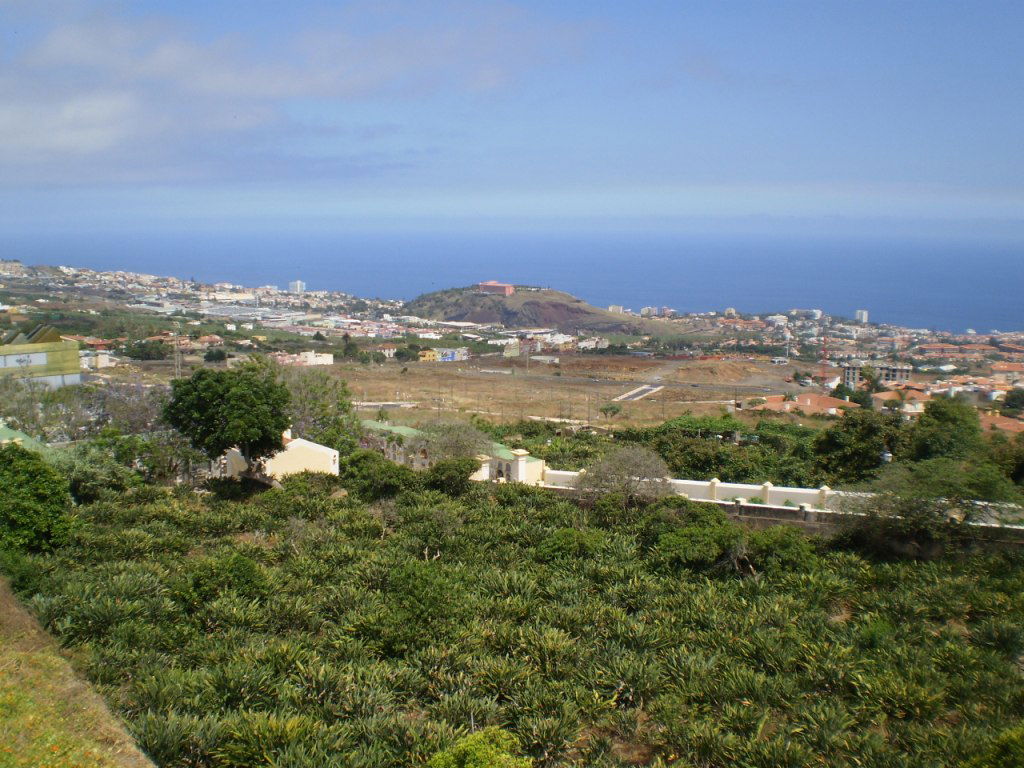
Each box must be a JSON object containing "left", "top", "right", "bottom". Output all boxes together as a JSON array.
[{"left": 0, "top": 577, "right": 154, "bottom": 768}]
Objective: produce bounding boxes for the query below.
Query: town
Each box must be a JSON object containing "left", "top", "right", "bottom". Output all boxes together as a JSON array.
[{"left": 2, "top": 260, "right": 1022, "bottom": 436}]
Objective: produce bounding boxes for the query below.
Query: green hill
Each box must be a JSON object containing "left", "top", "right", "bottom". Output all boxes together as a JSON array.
[{"left": 403, "top": 285, "right": 675, "bottom": 335}]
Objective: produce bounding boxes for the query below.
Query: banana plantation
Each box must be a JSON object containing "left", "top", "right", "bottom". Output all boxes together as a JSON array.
[{"left": 6, "top": 469, "right": 1024, "bottom": 767}]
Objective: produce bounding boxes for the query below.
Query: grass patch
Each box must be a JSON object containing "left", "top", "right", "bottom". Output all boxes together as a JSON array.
[{"left": 0, "top": 577, "right": 152, "bottom": 768}]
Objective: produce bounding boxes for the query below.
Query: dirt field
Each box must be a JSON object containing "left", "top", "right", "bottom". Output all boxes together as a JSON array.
[{"left": 334, "top": 354, "right": 800, "bottom": 427}]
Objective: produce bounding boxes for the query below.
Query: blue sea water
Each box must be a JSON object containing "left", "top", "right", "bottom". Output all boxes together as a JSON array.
[{"left": 5, "top": 230, "right": 1023, "bottom": 333}]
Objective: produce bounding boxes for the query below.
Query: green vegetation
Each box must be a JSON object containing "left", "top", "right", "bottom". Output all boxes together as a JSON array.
[
  {"left": 575, "top": 444, "right": 670, "bottom": 506},
  {"left": 0, "top": 443, "right": 71, "bottom": 552},
  {"left": 279, "top": 365, "right": 362, "bottom": 455},
  {"left": 124, "top": 340, "right": 171, "bottom": 361},
  {"left": 0, "top": 578, "right": 154, "bottom": 768},
  {"left": 1002, "top": 388, "right": 1024, "bottom": 416},
  {"left": 5, "top": 464, "right": 1024, "bottom": 767},
  {"left": 163, "top": 361, "right": 291, "bottom": 465},
  {"left": 484, "top": 400, "right": 1024, "bottom": 503},
  {"left": 428, "top": 727, "right": 531, "bottom": 767}
]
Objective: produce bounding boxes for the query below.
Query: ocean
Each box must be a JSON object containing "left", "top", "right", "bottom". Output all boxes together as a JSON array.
[{"left": 5, "top": 230, "right": 1022, "bottom": 333}]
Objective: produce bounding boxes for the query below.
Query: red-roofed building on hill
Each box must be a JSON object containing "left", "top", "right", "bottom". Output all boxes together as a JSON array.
[{"left": 477, "top": 280, "right": 515, "bottom": 296}]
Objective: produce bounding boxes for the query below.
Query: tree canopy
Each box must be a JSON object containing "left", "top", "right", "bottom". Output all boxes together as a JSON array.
[
  {"left": 576, "top": 444, "right": 671, "bottom": 506},
  {"left": 278, "top": 365, "right": 361, "bottom": 454},
  {"left": 814, "top": 409, "right": 904, "bottom": 484},
  {"left": 910, "top": 396, "right": 983, "bottom": 461},
  {"left": 0, "top": 443, "right": 71, "bottom": 552},
  {"left": 163, "top": 361, "right": 291, "bottom": 464}
]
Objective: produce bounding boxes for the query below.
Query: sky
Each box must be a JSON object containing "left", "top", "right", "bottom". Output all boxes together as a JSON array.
[{"left": 1, "top": 0, "right": 1023, "bottom": 237}]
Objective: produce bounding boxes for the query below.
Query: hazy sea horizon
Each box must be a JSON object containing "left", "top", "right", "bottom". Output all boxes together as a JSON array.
[{"left": 5, "top": 230, "right": 1023, "bottom": 334}]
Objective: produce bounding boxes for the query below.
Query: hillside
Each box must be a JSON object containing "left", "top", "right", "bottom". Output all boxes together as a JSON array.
[
  {"left": 7, "top": 473, "right": 1024, "bottom": 767},
  {"left": 403, "top": 285, "right": 676, "bottom": 334},
  {"left": 0, "top": 577, "right": 153, "bottom": 768}
]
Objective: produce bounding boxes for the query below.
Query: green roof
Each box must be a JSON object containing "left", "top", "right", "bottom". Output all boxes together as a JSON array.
[
  {"left": 361, "top": 420, "right": 542, "bottom": 463},
  {"left": 0, "top": 424, "right": 46, "bottom": 453},
  {"left": 361, "top": 420, "right": 423, "bottom": 439}
]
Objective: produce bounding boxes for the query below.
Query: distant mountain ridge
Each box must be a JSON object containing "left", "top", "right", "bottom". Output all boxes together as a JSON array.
[{"left": 402, "top": 285, "right": 673, "bottom": 334}]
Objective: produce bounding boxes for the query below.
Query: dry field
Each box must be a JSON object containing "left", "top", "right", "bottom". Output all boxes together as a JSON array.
[{"left": 334, "top": 355, "right": 799, "bottom": 427}]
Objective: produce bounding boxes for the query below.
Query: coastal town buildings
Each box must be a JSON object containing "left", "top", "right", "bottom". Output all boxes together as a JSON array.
[{"left": 841, "top": 362, "right": 913, "bottom": 389}]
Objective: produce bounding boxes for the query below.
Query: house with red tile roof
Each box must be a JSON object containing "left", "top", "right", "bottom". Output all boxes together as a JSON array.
[
  {"left": 750, "top": 393, "right": 860, "bottom": 417},
  {"left": 871, "top": 389, "right": 931, "bottom": 419}
]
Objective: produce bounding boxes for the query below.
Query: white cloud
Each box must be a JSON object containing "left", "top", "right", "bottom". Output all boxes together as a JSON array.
[{"left": 0, "top": 1, "right": 582, "bottom": 184}]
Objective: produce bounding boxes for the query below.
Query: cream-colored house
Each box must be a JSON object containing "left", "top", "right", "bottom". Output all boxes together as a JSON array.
[{"left": 220, "top": 429, "right": 339, "bottom": 482}]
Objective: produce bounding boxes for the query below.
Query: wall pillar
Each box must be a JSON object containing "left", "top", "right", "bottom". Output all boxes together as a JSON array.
[
  {"left": 760, "top": 482, "right": 773, "bottom": 505},
  {"left": 818, "top": 485, "right": 831, "bottom": 509},
  {"left": 708, "top": 478, "right": 720, "bottom": 501},
  {"left": 471, "top": 455, "right": 492, "bottom": 482},
  {"left": 511, "top": 449, "right": 530, "bottom": 483}
]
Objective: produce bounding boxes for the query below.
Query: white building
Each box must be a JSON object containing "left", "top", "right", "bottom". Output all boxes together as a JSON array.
[
  {"left": 272, "top": 350, "right": 334, "bottom": 366},
  {"left": 79, "top": 350, "right": 117, "bottom": 370},
  {"left": 288, "top": 280, "right": 306, "bottom": 294},
  {"left": 855, "top": 309, "right": 870, "bottom": 324},
  {"left": 221, "top": 430, "right": 339, "bottom": 482}
]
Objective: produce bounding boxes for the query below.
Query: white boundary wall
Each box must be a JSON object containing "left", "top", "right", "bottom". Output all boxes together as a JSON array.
[{"left": 540, "top": 468, "right": 839, "bottom": 510}]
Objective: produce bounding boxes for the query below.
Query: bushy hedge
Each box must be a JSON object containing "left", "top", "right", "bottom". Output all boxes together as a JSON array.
[{"left": 0, "top": 443, "right": 71, "bottom": 552}]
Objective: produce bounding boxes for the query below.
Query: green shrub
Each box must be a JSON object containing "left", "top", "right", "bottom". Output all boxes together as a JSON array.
[
  {"left": 856, "top": 617, "right": 896, "bottom": 649},
  {"left": 967, "top": 723, "right": 1024, "bottom": 768},
  {"left": 747, "top": 525, "right": 818, "bottom": 573},
  {"left": 48, "top": 440, "right": 142, "bottom": 504},
  {"left": 536, "top": 528, "right": 606, "bottom": 561},
  {"left": 188, "top": 552, "right": 270, "bottom": 602},
  {"left": 428, "top": 727, "right": 532, "bottom": 768},
  {"left": 424, "top": 457, "right": 480, "bottom": 496},
  {"left": 655, "top": 511, "right": 743, "bottom": 573},
  {"left": 339, "top": 450, "right": 421, "bottom": 502},
  {"left": 0, "top": 443, "right": 72, "bottom": 552},
  {"left": 278, "top": 470, "right": 343, "bottom": 497},
  {"left": 832, "top": 492, "right": 975, "bottom": 560}
]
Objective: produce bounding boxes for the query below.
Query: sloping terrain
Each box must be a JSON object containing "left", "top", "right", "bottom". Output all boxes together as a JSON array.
[
  {"left": 0, "top": 577, "right": 153, "bottom": 768},
  {"left": 404, "top": 286, "right": 675, "bottom": 334}
]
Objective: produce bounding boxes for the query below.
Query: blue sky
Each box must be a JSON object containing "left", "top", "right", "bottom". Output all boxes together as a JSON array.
[{"left": 1, "top": 0, "right": 1022, "bottom": 236}]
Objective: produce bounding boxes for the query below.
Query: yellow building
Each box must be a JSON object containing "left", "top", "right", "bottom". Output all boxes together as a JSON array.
[
  {"left": 418, "top": 348, "right": 439, "bottom": 362},
  {"left": 0, "top": 325, "right": 81, "bottom": 388}
]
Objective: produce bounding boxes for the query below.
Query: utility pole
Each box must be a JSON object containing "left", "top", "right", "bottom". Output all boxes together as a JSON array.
[{"left": 173, "top": 320, "right": 182, "bottom": 379}]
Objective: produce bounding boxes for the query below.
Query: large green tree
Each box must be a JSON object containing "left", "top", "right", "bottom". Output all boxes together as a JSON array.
[
  {"left": 910, "top": 396, "right": 983, "bottom": 461},
  {"left": 278, "top": 365, "right": 361, "bottom": 454},
  {"left": 0, "top": 443, "right": 71, "bottom": 552},
  {"left": 814, "top": 409, "right": 906, "bottom": 484},
  {"left": 163, "top": 361, "right": 291, "bottom": 465}
]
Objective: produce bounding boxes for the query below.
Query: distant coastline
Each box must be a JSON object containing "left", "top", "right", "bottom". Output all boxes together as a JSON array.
[{"left": 6, "top": 230, "right": 1023, "bottom": 334}]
